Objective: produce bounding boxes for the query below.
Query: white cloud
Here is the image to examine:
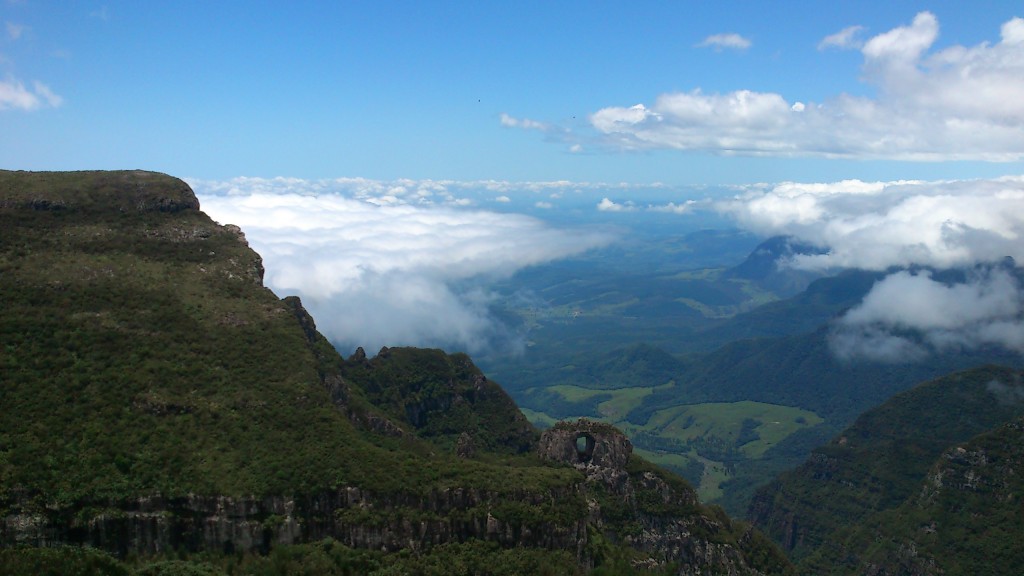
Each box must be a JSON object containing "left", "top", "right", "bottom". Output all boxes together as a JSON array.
[
  {"left": 818, "top": 25, "right": 865, "bottom": 50},
  {"left": 0, "top": 77, "right": 62, "bottom": 111},
  {"left": 500, "top": 112, "right": 549, "bottom": 131},
  {"left": 596, "top": 197, "right": 637, "bottom": 212},
  {"left": 194, "top": 175, "right": 611, "bottom": 206},
  {"left": 494, "top": 195, "right": 511, "bottom": 203},
  {"left": 831, "top": 268, "right": 1024, "bottom": 361},
  {"left": 192, "top": 178, "right": 612, "bottom": 354},
  {"left": 716, "top": 173, "right": 1024, "bottom": 362},
  {"left": 588, "top": 13, "right": 1024, "bottom": 161},
  {"left": 697, "top": 33, "right": 752, "bottom": 51},
  {"left": 717, "top": 176, "right": 1024, "bottom": 271},
  {"left": 648, "top": 200, "right": 696, "bottom": 214}
]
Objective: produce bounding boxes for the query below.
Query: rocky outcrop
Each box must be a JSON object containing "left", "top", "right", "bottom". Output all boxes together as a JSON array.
[
  {"left": 541, "top": 419, "right": 791, "bottom": 575},
  {"left": 539, "top": 419, "right": 633, "bottom": 470}
]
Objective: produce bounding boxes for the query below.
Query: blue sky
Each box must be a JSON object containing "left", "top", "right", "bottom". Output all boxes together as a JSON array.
[
  {"left": 4, "top": 2, "right": 1024, "bottom": 356},
  {"left": 3, "top": 1, "right": 1023, "bottom": 184}
]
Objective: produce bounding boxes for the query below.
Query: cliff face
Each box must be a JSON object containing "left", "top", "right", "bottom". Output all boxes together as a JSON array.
[
  {"left": 0, "top": 170, "right": 790, "bottom": 574},
  {"left": 1, "top": 486, "right": 586, "bottom": 558}
]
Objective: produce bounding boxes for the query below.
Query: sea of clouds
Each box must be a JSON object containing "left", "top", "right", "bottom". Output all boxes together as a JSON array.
[
  {"left": 194, "top": 178, "right": 615, "bottom": 355},
  {"left": 194, "top": 174, "right": 1024, "bottom": 363}
]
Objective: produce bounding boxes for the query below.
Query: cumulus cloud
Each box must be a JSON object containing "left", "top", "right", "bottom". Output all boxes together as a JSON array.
[
  {"left": 588, "top": 12, "right": 1024, "bottom": 160},
  {"left": 0, "top": 77, "right": 62, "bottom": 110},
  {"left": 818, "top": 25, "right": 865, "bottom": 50},
  {"left": 192, "top": 178, "right": 612, "bottom": 354},
  {"left": 697, "top": 33, "right": 752, "bottom": 51},
  {"left": 597, "top": 197, "right": 637, "bottom": 212},
  {"left": 831, "top": 268, "right": 1024, "bottom": 362},
  {"left": 717, "top": 176, "right": 1024, "bottom": 271}
]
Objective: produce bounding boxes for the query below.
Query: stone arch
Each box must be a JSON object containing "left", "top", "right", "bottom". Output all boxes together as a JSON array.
[
  {"left": 575, "top": 433, "right": 596, "bottom": 463},
  {"left": 538, "top": 419, "right": 632, "bottom": 470}
]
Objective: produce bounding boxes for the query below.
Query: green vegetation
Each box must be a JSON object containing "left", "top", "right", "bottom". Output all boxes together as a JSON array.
[
  {"left": 835, "top": 418, "right": 1024, "bottom": 576},
  {"left": 339, "top": 347, "right": 536, "bottom": 453},
  {"left": 0, "top": 540, "right": 583, "bottom": 576},
  {"left": 749, "top": 365, "right": 1024, "bottom": 572}
]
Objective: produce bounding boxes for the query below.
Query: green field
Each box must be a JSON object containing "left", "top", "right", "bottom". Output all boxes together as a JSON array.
[
  {"left": 537, "top": 382, "right": 674, "bottom": 420},
  {"left": 523, "top": 385, "right": 822, "bottom": 503},
  {"left": 643, "top": 401, "right": 822, "bottom": 458}
]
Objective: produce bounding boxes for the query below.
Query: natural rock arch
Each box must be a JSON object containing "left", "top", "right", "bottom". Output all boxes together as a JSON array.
[
  {"left": 574, "top": 433, "right": 596, "bottom": 463},
  {"left": 538, "top": 419, "right": 632, "bottom": 469}
]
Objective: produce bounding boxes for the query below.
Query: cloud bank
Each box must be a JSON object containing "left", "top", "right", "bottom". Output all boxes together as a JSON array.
[
  {"left": 831, "top": 268, "right": 1024, "bottom": 362},
  {"left": 717, "top": 176, "right": 1024, "bottom": 271},
  {"left": 192, "top": 178, "right": 612, "bottom": 354},
  {"left": 716, "top": 174, "right": 1024, "bottom": 361},
  {"left": 589, "top": 12, "right": 1024, "bottom": 160}
]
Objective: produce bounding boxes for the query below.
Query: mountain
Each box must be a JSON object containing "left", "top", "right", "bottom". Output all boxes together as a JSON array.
[
  {"left": 0, "top": 170, "right": 791, "bottom": 575},
  {"left": 692, "top": 269, "right": 884, "bottom": 350},
  {"left": 721, "top": 236, "right": 829, "bottom": 298},
  {"left": 815, "top": 416, "right": 1024, "bottom": 575},
  {"left": 747, "top": 365, "right": 1024, "bottom": 572}
]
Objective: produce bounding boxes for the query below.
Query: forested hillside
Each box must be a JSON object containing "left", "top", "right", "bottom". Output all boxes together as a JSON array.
[{"left": 748, "top": 365, "right": 1024, "bottom": 574}]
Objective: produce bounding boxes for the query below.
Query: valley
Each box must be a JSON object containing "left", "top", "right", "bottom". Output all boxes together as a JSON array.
[{"left": 475, "top": 229, "right": 1024, "bottom": 518}]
